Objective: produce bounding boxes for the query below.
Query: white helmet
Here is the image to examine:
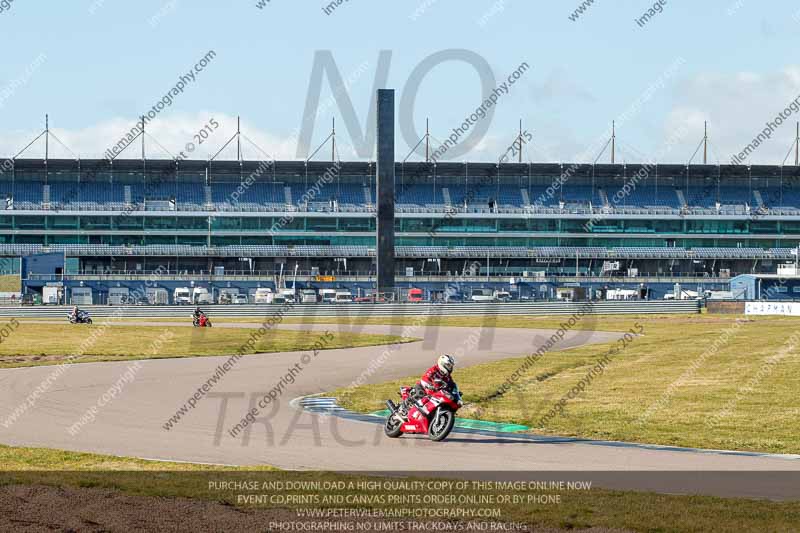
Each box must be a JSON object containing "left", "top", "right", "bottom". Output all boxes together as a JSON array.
[{"left": 437, "top": 354, "right": 455, "bottom": 375}]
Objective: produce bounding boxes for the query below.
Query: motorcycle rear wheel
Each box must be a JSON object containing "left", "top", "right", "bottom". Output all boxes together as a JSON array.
[
  {"left": 384, "top": 415, "right": 403, "bottom": 438},
  {"left": 428, "top": 410, "right": 455, "bottom": 442}
]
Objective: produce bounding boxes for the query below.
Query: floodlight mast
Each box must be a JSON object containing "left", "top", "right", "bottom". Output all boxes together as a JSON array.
[
  {"left": 611, "top": 121, "right": 615, "bottom": 164},
  {"left": 703, "top": 121, "right": 708, "bottom": 165}
]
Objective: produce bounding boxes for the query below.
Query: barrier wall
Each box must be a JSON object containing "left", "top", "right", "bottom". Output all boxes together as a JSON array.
[
  {"left": 706, "top": 301, "right": 745, "bottom": 314},
  {"left": 0, "top": 300, "right": 701, "bottom": 318}
]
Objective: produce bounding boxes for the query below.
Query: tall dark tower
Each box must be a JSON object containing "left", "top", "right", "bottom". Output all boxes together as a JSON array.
[{"left": 376, "top": 89, "right": 395, "bottom": 294}]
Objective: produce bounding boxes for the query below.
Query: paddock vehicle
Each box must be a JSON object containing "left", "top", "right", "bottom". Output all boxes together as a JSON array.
[
  {"left": 384, "top": 384, "right": 462, "bottom": 442},
  {"left": 279, "top": 288, "right": 297, "bottom": 303},
  {"left": 334, "top": 290, "right": 353, "bottom": 303},
  {"left": 218, "top": 293, "right": 232, "bottom": 305},
  {"left": 254, "top": 288, "right": 274, "bottom": 304},
  {"left": 218, "top": 288, "right": 240, "bottom": 304},
  {"left": 320, "top": 289, "right": 337, "bottom": 303},
  {"left": 192, "top": 287, "right": 212, "bottom": 305},
  {"left": 174, "top": 287, "right": 191, "bottom": 305},
  {"left": 469, "top": 288, "right": 495, "bottom": 302},
  {"left": 494, "top": 290, "right": 512, "bottom": 302},
  {"left": 68, "top": 310, "right": 92, "bottom": 324},
  {"left": 300, "top": 289, "right": 318, "bottom": 303},
  {"left": 407, "top": 288, "right": 424, "bottom": 302}
]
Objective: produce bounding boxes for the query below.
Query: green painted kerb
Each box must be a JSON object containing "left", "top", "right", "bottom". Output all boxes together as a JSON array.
[{"left": 370, "top": 410, "right": 529, "bottom": 433}]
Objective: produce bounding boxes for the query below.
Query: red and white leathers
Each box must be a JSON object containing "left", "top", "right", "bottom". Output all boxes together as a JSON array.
[{"left": 418, "top": 364, "right": 455, "bottom": 394}]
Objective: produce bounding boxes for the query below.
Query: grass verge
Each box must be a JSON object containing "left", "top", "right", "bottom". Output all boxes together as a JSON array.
[
  {"left": 0, "top": 322, "right": 414, "bottom": 368},
  {"left": 322, "top": 314, "right": 800, "bottom": 455},
  {"left": 1, "top": 444, "right": 799, "bottom": 532}
]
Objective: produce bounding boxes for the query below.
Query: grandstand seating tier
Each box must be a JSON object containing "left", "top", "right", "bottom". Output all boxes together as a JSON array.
[{"left": 0, "top": 180, "right": 795, "bottom": 212}]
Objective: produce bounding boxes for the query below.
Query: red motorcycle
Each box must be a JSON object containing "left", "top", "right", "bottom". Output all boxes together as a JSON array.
[
  {"left": 384, "top": 384, "right": 462, "bottom": 442},
  {"left": 192, "top": 314, "right": 212, "bottom": 327}
]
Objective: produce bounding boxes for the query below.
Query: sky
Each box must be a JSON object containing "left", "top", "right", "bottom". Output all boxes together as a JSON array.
[{"left": 0, "top": 0, "right": 799, "bottom": 165}]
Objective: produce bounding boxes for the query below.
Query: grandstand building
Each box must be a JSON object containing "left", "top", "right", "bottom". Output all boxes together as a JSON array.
[{"left": 3, "top": 156, "right": 800, "bottom": 302}]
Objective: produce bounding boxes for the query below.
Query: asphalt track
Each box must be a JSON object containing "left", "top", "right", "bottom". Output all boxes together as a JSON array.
[{"left": 1, "top": 320, "right": 799, "bottom": 500}]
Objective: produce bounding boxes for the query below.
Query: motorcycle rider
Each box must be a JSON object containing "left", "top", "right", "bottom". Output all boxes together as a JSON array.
[
  {"left": 70, "top": 305, "right": 90, "bottom": 323},
  {"left": 419, "top": 354, "right": 456, "bottom": 394},
  {"left": 193, "top": 307, "right": 208, "bottom": 327},
  {"left": 400, "top": 354, "right": 456, "bottom": 416}
]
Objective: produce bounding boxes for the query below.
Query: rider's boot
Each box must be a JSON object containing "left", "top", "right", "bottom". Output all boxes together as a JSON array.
[{"left": 397, "top": 399, "right": 410, "bottom": 419}]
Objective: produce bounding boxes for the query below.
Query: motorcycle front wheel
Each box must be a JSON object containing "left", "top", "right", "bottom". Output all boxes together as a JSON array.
[
  {"left": 428, "top": 409, "right": 455, "bottom": 442},
  {"left": 86, "top": 318, "right": 92, "bottom": 324},
  {"left": 384, "top": 415, "right": 403, "bottom": 438}
]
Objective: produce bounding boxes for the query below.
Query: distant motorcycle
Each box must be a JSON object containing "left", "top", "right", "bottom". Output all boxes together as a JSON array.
[
  {"left": 68, "top": 310, "right": 92, "bottom": 324},
  {"left": 192, "top": 314, "right": 212, "bottom": 327},
  {"left": 384, "top": 384, "right": 462, "bottom": 442}
]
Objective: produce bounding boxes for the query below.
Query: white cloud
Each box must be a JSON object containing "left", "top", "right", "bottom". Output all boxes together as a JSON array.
[
  {"left": 4, "top": 65, "right": 800, "bottom": 167},
  {"left": 663, "top": 66, "right": 800, "bottom": 165},
  {"left": 0, "top": 112, "right": 296, "bottom": 161}
]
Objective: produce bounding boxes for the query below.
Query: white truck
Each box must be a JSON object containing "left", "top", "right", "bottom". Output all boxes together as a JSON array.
[
  {"left": 704, "top": 290, "right": 735, "bottom": 300},
  {"left": 192, "top": 287, "right": 212, "bottom": 305},
  {"left": 217, "top": 288, "right": 240, "bottom": 304},
  {"left": 300, "top": 289, "right": 318, "bottom": 303},
  {"left": 606, "top": 288, "right": 639, "bottom": 300},
  {"left": 279, "top": 288, "right": 296, "bottom": 303},
  {"left": 494, "top": 290, "right": 512, "bottom": 302},
  {"left": 173, "top": 287, "right": 191, "bottom": 305},
  {"left": 320, "top": 289, "right": 337, "bottom": 303},
  {"left": 470, "top": 288, "right": 495, "bottom": 302},
  {"left": 334, "top": 290, "right": 353, "bottom": 303},
  {"left": 272, "top": 294, "right": 287, "bottom": 304},
  {"left": 254, "top": 288, "right": 273, "bottom": 304},
  {"left": 663, "top": 289, "right": 700, "bottom": 300}
]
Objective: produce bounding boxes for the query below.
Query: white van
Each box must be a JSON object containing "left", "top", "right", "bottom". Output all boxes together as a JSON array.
[
  {"left": 494, "top": 290, "right": 512, "bottom": 302},
  {"left": 279, "top": 288, "right": 296, "bottom": 303},
  {"left": 300, "top": 289, "right": 318, "bottom": 303},
  {"left": 320, "top": 289, "right": 337, "bottom": 303},
  {"left": 334, "top": 290, "right": 353, "bottom": 303},
  {"left": 192, "top": 287, "right": 212, "bottom": 305},
  {"left": 174, "top": 287, "right": 191, "bottom": 305},
  {"left": 470, "top": 288, "right": 495, "bottom": 302},
  {"left": 254, "top": 288, "right": 273, "bottom": 304}
]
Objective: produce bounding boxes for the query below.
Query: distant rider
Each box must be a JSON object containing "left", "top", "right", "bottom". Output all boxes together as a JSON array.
[{"left": 193, "top": 307, "right": 207, "bottom": 326}]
